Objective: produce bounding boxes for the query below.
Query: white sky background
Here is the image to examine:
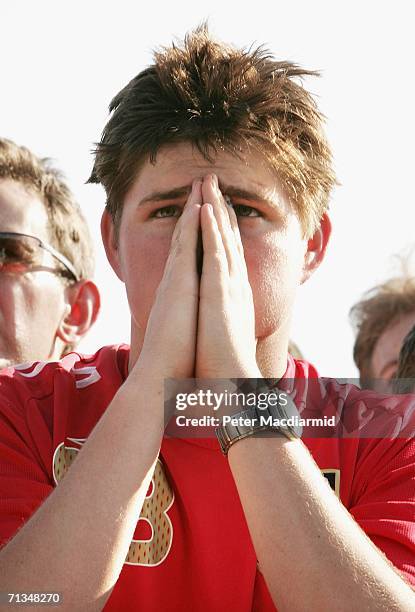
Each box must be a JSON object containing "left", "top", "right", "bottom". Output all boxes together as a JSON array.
[{"left": 1, "top": 0, "right": 414, "bottom": 378}]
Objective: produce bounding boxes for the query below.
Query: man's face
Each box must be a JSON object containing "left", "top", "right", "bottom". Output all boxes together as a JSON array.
[
  {"left": 371, "top": 311, "right": 415, "bottom": 390},
  {"left": 0, "top": 179, "right": 69, "bottom": 369},
  {"left": 109, "top": 143, "right": 318, "bottom": 358}
]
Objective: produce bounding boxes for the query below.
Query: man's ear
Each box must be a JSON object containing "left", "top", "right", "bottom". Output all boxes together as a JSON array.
[
  {"left": 101, "top": 209, "right": 124, "bottom": 281},
  {"left": 301, "top": 213, "right": 332, "bottom": 284},
  {"left": 57, "top": 280, "right": 101, "bottom": 346}
]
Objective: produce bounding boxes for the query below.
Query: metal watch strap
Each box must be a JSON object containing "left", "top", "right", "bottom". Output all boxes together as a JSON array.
[{"left": 215, "top": 396, "right": 302, "bottom": 455}]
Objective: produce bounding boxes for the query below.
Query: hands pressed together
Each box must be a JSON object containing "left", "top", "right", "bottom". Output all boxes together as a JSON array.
[{"left": 138, "top": 174, "right": 262, "bottom": 380}]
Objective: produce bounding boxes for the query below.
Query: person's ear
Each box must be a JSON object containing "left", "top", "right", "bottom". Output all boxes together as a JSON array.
[
  {"left": 101, "top": 209, "right": 124, "bottom": 281},
  {"left": 301, "top": 213, "right": 331, "bottom": 284},
  {"left": 57, "top": 280, "right": 101, "bottom": 346}
]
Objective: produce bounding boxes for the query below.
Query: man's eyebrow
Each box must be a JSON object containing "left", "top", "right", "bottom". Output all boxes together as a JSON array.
[
  {"left": 138, "top": 183, "right": 276, "bottom": 207},
  {"left": 222, "top": 186, "right": 276, "bottom": 207},
  {"left": 139, "top": 186, "right": 191, "bottom": 207}
]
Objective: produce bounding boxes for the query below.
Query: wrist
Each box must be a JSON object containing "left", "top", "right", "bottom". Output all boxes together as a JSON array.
[
  {"left": 205, "top": 364, "right": 262, "bottom": 380},
  {"left": 232, "top": 366, "right": 263, "bottom": 379},
  {"left": 122, "top": 366, "right": 166, "bottom": 414}
]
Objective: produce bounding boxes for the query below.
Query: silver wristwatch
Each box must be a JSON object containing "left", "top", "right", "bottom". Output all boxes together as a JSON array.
[{"left": 215, "top": 394, "right": 302, "bottom": 455}]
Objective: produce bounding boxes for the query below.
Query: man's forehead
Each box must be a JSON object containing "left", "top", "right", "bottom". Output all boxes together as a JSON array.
[
  {"left": 0, "top": 179, "right": 49, "bottom": 238},
  {"left": 129, "top": 143, "right": 287, "bottom": 207},
  {"left": 141, "top": 142, "right": 273, "bottom": 179}
]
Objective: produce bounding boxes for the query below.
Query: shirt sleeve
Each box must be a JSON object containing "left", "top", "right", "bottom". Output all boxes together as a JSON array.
[
  {"left": 348, "top": 436, "right": 415, "bottom": 587},
  {"left": 0, "top": 389, "right": 54, "bottom": 548}
]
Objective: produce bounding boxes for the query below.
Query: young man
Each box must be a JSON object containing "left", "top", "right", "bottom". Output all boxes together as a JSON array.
[
  {"left": 350, "top": 276, "right": 415, "bottom": 391},
  {"left": 0, "top": 29, "right": 414, "bottom": 611},
  {"left": 0, "top": 138, "right": 100, "bottom": 368}
]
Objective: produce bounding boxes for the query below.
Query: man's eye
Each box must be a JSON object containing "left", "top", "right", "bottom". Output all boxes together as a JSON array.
[
  {"left": 232, "top": 204, "right": 261, "bottom": 217},
  {"left": 152, "top": 205, "right": 182, "bottom": 218},
  {"left": 0, "top": 244, "right": 33, "bottom": 263}
]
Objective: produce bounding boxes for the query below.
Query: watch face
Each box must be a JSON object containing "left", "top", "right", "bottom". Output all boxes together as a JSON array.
[{"left": 215, "top": 392, "right": 303, "bottom": 454}]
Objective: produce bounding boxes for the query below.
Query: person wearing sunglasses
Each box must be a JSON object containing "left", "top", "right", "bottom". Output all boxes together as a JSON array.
[{"left": 0, "top": 138, "right": 100, "bottom": 370}]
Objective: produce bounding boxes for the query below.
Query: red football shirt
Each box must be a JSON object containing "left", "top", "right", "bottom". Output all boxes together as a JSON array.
[{"left": 0, "top": 345, "right": 414, "bottom": 611}]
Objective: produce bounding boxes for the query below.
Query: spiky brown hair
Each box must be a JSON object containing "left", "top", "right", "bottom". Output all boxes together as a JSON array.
[{"left": 89, "top": 25, "right": 336, "bottom": 236}]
